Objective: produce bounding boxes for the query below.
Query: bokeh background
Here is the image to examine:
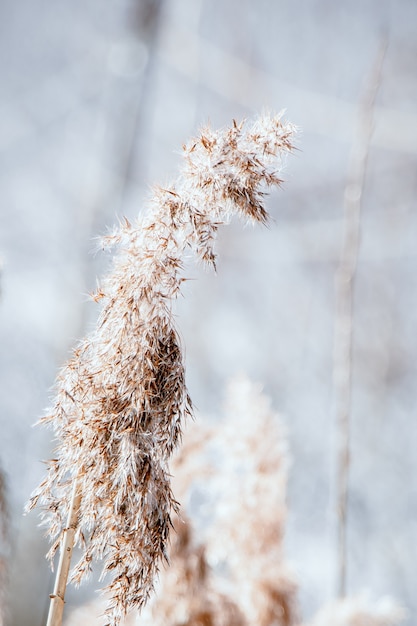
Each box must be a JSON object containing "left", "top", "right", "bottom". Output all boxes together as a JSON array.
[{"left": 0, "top": 0, "right": 416, "bottom": 624}]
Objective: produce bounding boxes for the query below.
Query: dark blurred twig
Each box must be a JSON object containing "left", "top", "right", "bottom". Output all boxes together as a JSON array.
[{"left": 334, "top": 37, "right": 388, "bottom": 598}]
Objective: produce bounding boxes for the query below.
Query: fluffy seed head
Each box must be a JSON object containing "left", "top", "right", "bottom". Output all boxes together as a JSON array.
[{"left": 27, "top": 113, "right": 296, "bottom": 625}]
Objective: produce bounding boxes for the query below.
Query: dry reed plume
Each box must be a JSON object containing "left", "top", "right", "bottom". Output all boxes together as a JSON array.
[
  {"left": 27, "top": 114, "right": 296, "bottom": 625},
  {"left": 205, "top": 376, "right": 298, "bottom": 626},
  {"left": 169, "top": 374, "right": 299, "bottom": 626}
]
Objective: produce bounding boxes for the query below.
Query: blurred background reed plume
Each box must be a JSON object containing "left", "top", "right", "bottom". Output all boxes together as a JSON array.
[
  {"left": 0, "top": 0, "right": 416, "bottom": 625},
  {"left": 170, "top": 375, "right": 298, "bottom": 626}
]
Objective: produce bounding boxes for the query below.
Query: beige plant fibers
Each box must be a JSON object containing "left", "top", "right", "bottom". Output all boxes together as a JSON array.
[
  {"left": 171, "top": 374, "right": 299, "bottom": 626},
  {"left": 27, "top": 114, "right": 297, "bottom": 625},
  {"left": 210, "top": 375, "right": 298, "bottom": 626}
]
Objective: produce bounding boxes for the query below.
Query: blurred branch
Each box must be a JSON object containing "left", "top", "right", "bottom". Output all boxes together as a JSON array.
[{"left": 334, "top": 37, "right": 388, "bottom": 598}]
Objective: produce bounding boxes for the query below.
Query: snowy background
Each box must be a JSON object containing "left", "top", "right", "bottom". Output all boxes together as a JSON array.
[{"left": 0, "top": 0, "right": 416, "bottom": 624}]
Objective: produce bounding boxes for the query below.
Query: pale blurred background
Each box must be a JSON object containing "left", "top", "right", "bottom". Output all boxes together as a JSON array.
[{"left": 0, "top": 0, "right": 416, "bottom": 624}]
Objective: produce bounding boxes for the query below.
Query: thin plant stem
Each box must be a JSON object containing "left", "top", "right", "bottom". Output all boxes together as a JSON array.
[
  {"left": 46, "top": 481, "right": 81, "bottom": 626},
  {"left": 334, "top": 38, "right": 387, "bottom": 598}
]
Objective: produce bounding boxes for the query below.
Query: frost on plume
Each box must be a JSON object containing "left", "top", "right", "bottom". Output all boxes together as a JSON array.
[{"left": 27, "top": 113, "right": 296, "bottom": 625}]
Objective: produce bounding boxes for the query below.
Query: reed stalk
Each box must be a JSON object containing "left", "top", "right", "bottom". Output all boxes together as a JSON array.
[
  {"left": 46, "top": 482, "right": 81, "bottom": 626},
  {"left": 334, "top": 40, "right": 387, "bottom": 597}
]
